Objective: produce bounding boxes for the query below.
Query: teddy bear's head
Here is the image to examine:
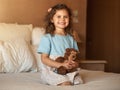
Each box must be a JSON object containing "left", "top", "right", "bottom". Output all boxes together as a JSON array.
[{"left": 64, "top": 48, "right": 80, "bottom": 62}]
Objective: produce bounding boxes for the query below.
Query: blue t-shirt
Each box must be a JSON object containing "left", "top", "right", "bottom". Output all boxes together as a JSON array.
[{"left": 37, "top": 34, "right": 79, "bottom": 56}]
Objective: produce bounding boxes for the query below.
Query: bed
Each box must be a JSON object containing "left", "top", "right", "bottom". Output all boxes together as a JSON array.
[
  {"left": 0, "top": 69, "right": 120, "bottom": 90},
  {"left": 0, "top": 23, "right": 120, "bottom": 90}
]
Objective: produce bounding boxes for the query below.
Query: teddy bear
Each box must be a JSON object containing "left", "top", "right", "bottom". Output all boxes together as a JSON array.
[{"left": 54, "top": 48, "right": 80, "bottom": 75}]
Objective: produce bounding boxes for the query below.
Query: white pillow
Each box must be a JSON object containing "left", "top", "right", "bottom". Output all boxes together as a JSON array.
[
  {"left": 0, "top": 39, "right": 37, "bottom": 73},
  {"left": 0, "top": 41, "right": 4, "bottom": 72},
  {"left": 0, "top": 23, "right": 33, "bottom": 43},
  {"left": 31, "top": 45, "right": 41, "bottom": 72},
  {"left": 31, "top": 27, "right": 45, "bottom": 71},
  {"left": 32, "top": 27, "right": 45, "bottom": 47}
]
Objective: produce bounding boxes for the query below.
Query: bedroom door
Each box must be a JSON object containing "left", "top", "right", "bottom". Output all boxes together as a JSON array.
[{"left": 86, "top": 0, "right": 120, "bottom": 73}]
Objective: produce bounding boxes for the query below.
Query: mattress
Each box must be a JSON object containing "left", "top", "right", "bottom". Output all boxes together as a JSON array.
[{"left": 0, "top": 69, "right": 120, "bottom": 90}]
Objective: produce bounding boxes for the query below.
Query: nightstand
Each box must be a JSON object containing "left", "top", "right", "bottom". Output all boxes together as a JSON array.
[{"left": 79, "top": 60, "right": 107, "bottom": 71}]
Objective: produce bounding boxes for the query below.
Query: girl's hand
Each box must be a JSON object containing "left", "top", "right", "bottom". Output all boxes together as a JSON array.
[
  {"left": 62, "top": 61, "right": 73, "bottom": 69},
  {"left": 69, "top": 61, "right": 79, "bottom": 68}
]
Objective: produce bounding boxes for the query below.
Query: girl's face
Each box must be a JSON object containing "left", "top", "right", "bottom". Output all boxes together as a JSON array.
[{"left": 51, "top": 9, "right": 69, "bottom": 30}]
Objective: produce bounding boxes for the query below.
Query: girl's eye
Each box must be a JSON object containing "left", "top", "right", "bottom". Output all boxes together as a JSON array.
[
  {"left": 57, "top": 16, "right": 69, "bottom": 19},
  {"left": 57, "top": 16, "right": 61, "bottom": 18},
  {"left": 64, "top": 16, "right": 69, "bottom": 18}
]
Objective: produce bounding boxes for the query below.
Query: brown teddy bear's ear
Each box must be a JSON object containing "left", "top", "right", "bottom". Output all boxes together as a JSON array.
[
  {"left": 64, "top": 48, "right": 70, "bottom": 60},
  {"left": 66, "top": 48, "right": 70, "bottom": 52},
  {"left": 66, "top": 48, "right": 76, "bottom": 52}
]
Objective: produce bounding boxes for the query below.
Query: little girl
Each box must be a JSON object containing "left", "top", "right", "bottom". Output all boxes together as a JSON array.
[{"left": 37, "top": 4, "right": 82, "bottom": 86}]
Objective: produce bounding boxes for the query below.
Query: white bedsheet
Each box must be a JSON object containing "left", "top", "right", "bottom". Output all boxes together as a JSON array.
[{"left": 0, "top": 69, "right": 120, "bottom": 90}]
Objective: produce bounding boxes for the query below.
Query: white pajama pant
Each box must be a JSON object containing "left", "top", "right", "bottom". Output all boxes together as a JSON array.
[{"left": 40, "top": 69, "right": 82, "bottom": 85}]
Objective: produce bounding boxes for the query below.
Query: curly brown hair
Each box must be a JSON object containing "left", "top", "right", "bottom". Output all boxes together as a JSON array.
[{"left": 44, "top": 4, "right": 73, "bottom": 36}]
